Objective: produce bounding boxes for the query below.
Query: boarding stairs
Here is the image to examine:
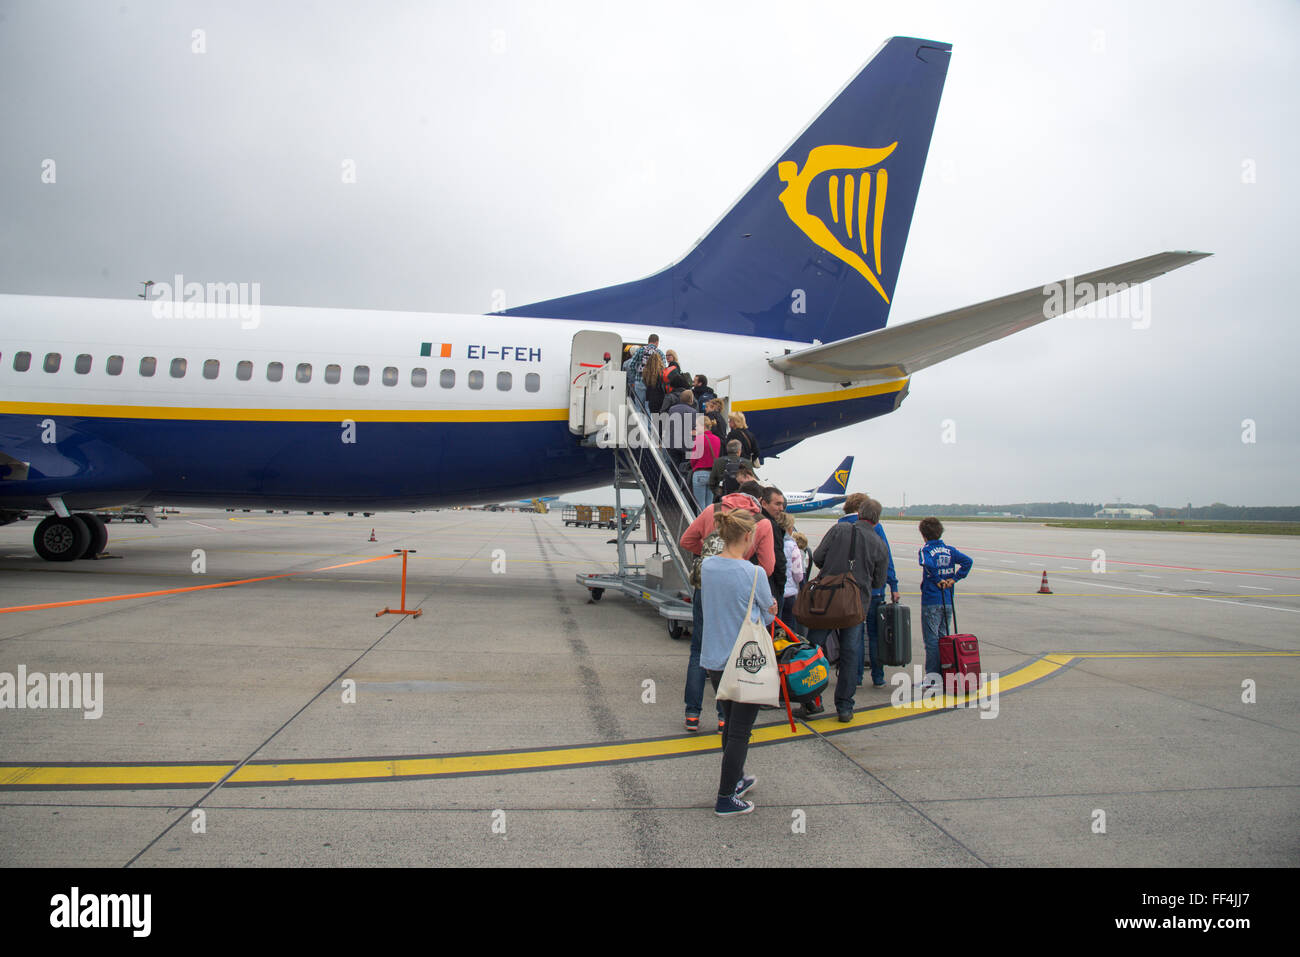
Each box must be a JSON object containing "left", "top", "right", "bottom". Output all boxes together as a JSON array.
[{"left": 568, "top": 331, "right": 701, "bottom": 637}]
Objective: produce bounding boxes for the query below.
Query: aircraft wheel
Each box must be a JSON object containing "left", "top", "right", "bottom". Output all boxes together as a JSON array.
[
  {"left": 34, "top": 515, "right": 91, "bottom": 562},
  {"left": 74, "top": 513, "right": 108, "bottom": 559}
]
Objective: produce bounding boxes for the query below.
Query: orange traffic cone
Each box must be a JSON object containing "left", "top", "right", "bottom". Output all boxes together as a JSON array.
[
  {"left": 1038, "top": 571, "right": 1052, "bottom": 594},
  {"left": 368, "top": 529, "right": 377, "bottom": 542}
]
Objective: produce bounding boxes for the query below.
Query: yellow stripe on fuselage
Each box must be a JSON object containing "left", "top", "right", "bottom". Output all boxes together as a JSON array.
[
  {"left": 0, "top": 379, "right": 908, "bottom": 424},
  {"left": 0, "top": 400, "right": 568, "bottom": 423},
  {"left": 733, "top": 378, "right": 907, "bottom": 413}
]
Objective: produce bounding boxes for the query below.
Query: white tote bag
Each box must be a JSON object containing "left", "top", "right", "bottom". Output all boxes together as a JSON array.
[{"left": 716, "top": 568, "right": 780, "bottom": 705}]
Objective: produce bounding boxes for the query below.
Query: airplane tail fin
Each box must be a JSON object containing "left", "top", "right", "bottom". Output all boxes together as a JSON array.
[
  {"left": 816, "top": 456, "right": 854, "bottom": 495},
  {"left": 501, "top": 37, "right": 951, "bottom": 344}
]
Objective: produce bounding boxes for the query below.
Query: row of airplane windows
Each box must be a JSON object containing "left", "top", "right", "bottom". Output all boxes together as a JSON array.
[{"left": 3, "top": 351, "right": 542, "bottom": 392}]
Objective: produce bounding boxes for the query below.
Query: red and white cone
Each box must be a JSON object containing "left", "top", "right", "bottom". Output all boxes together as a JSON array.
[
  {"left": 368, "top": 529, "right": 377, "bottom": 542},
  {"left": 1038, "top": 571, "right": 1052, "bottom": 594}
]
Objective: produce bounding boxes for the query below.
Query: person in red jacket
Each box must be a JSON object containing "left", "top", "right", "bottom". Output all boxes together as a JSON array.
[{"left": 679, "top": 491, "right": 775, "bottom": 733}]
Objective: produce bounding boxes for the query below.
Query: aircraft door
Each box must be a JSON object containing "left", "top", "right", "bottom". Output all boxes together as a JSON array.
[
  {"left": 569, "top": 330, "right": 623, "bottom": 435},
  {"left": 711, "top": 375, "right": 732, "bottom": 433}
]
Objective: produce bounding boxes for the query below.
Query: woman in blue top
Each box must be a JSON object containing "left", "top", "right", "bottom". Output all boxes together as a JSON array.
[{"left": 701, "top": 507, "right": 777, "bottom": 816}]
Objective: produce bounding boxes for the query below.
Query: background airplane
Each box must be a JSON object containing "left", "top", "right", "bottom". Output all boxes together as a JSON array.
[{"left": 782, "top": 457, "right": 854, "bottom": 515}]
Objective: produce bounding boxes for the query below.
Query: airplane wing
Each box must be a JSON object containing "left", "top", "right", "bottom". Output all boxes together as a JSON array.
[{"left": 769, "top": 251, "right": 1210, "bottom": 383}]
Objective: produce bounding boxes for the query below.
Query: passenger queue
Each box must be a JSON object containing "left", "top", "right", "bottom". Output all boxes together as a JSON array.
[{"left": 621, "top": 335, "right": 975, "bottom": 817}]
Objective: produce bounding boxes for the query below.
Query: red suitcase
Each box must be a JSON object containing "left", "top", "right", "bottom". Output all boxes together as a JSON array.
[{"left": 938, "top": 589, "right": 981, "bottom": 694}]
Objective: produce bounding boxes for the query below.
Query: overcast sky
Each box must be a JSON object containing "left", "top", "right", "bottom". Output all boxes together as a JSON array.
[{"left": 1, "top": 0, "right": 1295, "bottom": 506}]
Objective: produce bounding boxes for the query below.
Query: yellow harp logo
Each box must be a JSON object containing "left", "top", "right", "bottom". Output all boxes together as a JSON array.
[
  {"left": 834, "top": 469, "right": 850, "bottom": 489},
  {"left": 778, "top": 143, "right": 898, "bottom": 304}
]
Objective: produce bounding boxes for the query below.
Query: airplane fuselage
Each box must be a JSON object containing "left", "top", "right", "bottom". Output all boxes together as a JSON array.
[{"left": 0, "top": 295, "right": 909, "bottom": 512}]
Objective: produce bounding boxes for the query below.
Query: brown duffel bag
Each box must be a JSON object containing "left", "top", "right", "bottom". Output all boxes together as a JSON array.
[{"left": 793, "top": 524, "right": 864, "bottom": 629}]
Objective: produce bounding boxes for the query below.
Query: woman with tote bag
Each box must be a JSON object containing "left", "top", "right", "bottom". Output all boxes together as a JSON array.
[{"left": 701, "top": 508, "right": 777, "bottom": 817}]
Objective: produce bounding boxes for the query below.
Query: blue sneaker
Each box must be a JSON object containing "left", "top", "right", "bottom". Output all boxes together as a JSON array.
[
  {"left": 734, "top": 774, "right": 756, "bottom": 798},
  {"left": 715, "top": 793, "right": 755, "bottom": 816}
]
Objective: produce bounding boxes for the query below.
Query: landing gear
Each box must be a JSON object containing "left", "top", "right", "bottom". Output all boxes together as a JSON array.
[
  {"left": 33, "top": 515, "right": 90, "bottom": 562},
  {"left": 73, "top": 513, "right": 108, "bottom": 559},
  {"left": 31, "top": 513, "right": 109, "bottom": 561}
]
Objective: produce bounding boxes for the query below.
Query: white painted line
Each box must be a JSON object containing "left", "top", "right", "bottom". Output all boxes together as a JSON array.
[
  {"left": 1068, "top": 577, "right": 1300, "bottom": 614},
  {"left": 1186, "top": 579, "right": 1214, "bottom": 585},
  {"left": 1138, "top": 574, "right": 1161, "bottom": 579},
  {"left": 999, "top": 560, "right": 1017, "bottom": 565},
  {"left": 1028, "top": 562, "right": 1045, "bottom": 567},
  {"left": 1059, "top": 566, "right": 1079, "bottom": 570},
  {"left": 186, "top": 521, "right": 219, "bottom": 530},
  {"left": 1238, "top": 585, "right": 1272, "bottom": 591}
]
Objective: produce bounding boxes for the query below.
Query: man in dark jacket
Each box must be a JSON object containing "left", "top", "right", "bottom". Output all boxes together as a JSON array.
[
  {"left": 806, "top": 508, "right": 889, "bottom": 721},
  {"left": 708, "top": 440, "right": 755, "bottom": 502},
  {"left": 759, "top": 486, "right": 788, "bottom": 605},
  {"left": 664, "top": 390, "right": 698, "bottom": 468},
  {"left": 693, "top": 375, "right": 717, "bottom": 409}
]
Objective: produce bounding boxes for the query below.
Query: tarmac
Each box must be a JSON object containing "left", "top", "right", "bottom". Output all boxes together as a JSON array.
[{"left": 0, "top": 508, "right": 1296, "bottom": 867}]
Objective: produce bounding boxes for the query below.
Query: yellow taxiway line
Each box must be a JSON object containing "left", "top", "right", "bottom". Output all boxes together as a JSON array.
[{"left": 1, "top": 651, "right": 1295, "bottom": 791}]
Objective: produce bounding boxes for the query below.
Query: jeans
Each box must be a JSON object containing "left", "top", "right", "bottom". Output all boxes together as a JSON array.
[
  {"left": 691, "top": 469, "right": 711, "bottom": 511},
  {"left": 684, "top": 588, "right": 721, "bottom": 720},
  {"left": 707, "top": 670, "right": 760, "bottom": 798},
  {"left": 920, "top": 604, "right": 951, "bottom": 679},
  {"left": 632, "top": 379, "right": 647, "bottom": 412},
  {"left": 807, "top": 621, "right": 865, "bottom": 711},
  {"left": 863, "top": 592, "right": 884, "bottom": 685},
  {"left": 779, "top": 595, "right": 799, "bottom": 636}
]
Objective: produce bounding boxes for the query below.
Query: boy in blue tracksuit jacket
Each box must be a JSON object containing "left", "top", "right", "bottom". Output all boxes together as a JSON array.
[{"left": 917, "top": 517, "right": 973, "bottom": 683}]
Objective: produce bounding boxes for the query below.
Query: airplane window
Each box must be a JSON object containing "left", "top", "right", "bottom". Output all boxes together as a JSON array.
[
  {"left": 497, "top": 371, "right": 512, "bottom": 391},
  {"left": 525, "top": 373, "right": 540, "bottom": 393},
  {"left": 267, "top": 362, "right": 283, "bottom": 382},
  {"left": 74, "top": 354, "right": 92, "bottom": 374},
  {"left": 203, "top": 359, "right": 220, "bottom": 380},
  {"left": 468, "top": 370, "right": 484, "bottom": 390},
  {"left": 44, "top": 353, "right": 61, "bottom": 373},
  {"left": 236, "top": 360, "right": 252, "bottom": 381},
  {"left": 106, "top": 355, "right": 123, "bottom": 376},
  {"left": 325, "top": 364, "right": 341, "bottom": 384},
  {"left": 12, "top": 352, "right": 31, "bottom": 372},
  {"left": 382, "top": 366, "right": 398, "bottom": 387},
  {"left": 170, "top": 358, "right": 187, "bottom": 378},
  {"left": 411, "top": 367, "right": 428, "bottom": 387},
  {"left": 439, "top": 369, "right": 455, "bottom": 388},
  {"left": 296, "top": 363, "right": 312, "bottom": 383},
  {"left": 139, "top": 356, "right": 157, "bottom": 377},
  {"left": 353, "top": 365, "right": 369, "bottom": 385}
]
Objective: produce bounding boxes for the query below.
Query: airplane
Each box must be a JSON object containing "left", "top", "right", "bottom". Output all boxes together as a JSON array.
[
  {"left": 0, "top": 36, "right": 1208, "bottom": 562},
  {"left": 781, "top": 457, "right": 854, "bottom": 515}
]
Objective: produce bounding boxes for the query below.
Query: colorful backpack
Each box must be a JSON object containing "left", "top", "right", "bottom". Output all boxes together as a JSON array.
[{"left": 772, "top": 618, "right": 830, "bottom": 711}]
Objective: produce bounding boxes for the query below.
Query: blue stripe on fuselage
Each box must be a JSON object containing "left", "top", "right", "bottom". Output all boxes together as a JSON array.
[{"left": 0, "top": 388, "right": 903, "bottom": 510}]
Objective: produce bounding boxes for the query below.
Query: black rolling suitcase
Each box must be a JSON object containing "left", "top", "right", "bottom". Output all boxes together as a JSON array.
[{"left": 876, "top": 601, "right": 912, "bottom": 667}]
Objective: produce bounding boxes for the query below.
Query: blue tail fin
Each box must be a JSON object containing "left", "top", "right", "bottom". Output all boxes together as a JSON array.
[
  {"left": 816, "top": 457, "right": 854, "bottom": 494},
  {"left": 502, "top": 37, "right": 951, "bottom": 344}
]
